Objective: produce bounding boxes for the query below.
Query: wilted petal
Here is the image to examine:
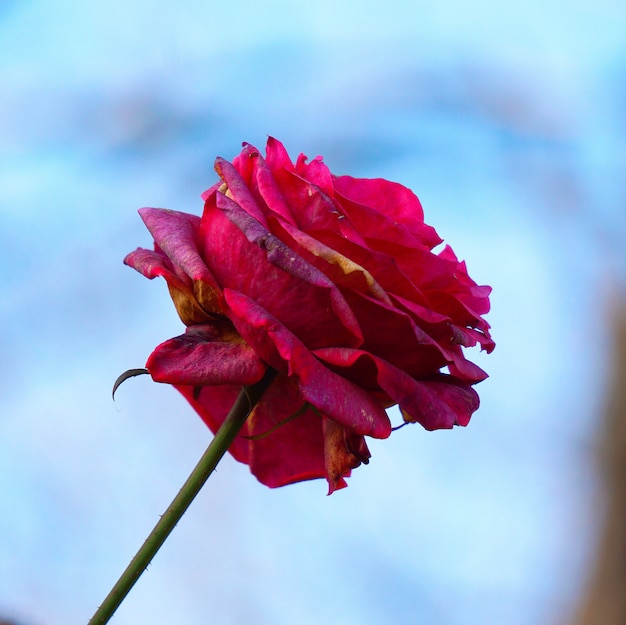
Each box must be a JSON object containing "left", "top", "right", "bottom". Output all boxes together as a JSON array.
[
  {"left": 137, "top": 208, "right": 216, "bottom": 287},
  {"left": 323, "top": 418, "right": 371, "bottom": 494},
  {"left": 124, "top": 247, "right": 213, "bottom": 325}
]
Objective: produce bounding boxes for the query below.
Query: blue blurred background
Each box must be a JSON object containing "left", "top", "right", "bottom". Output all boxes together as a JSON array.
[{"left": 1, "top": 1, "right": 624, "bottom": 624}]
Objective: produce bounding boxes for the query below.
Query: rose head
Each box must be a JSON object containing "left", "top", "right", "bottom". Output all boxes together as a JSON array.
[{"left": 125, "top": 137, "right": 494, "bottom": 493}]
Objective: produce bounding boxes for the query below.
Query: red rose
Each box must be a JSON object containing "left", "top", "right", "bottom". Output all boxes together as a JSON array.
[{"left": 125, "top": 138, "right": 494, "bottom": 493}]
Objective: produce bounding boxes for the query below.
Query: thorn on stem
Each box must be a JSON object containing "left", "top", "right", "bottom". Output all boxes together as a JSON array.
[{"left": 112, "top": 368, "right": 150, "bottom": 400}]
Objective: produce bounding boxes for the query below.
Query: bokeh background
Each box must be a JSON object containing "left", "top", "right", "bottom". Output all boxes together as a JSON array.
[{"left": 1, "top": 1, "right": 624, "bottom": 624}]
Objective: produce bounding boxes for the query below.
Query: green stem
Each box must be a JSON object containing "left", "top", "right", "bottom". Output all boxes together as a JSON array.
[{"left": 88, "top": 367, "right": 277, "bottom": 625}]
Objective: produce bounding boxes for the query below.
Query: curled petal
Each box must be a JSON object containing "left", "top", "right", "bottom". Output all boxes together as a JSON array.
[
  {"left": 136, "top": 208, "right": 217, "bottom": 287},
  {"left": 314, "top": 347, "right": 480, "bottom": 430},
  {"left": 124, "top": 247, "right": 214, "bottom": 324},
  {"left": 214, "top": 156, "right": 269, "bottom": 228},
  {"left": 223, "top": 289, "right": 392, "bottom": 438},
  {"left": 147, "top": 323, "right": 266, "bottom": 386},
  {"left": 240, "top": 144, "right": 296, "bottom": 224},
  {"left": 323, "top": 418, "right": 371, "bottom": 494}
]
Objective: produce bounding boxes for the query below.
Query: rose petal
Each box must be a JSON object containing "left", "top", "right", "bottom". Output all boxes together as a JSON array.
[
  {"left": 264, "top": 136, "right": 296, "bottom": 173},
  {"left": 323, "top": 418, "right": 371, "bottom": 494},
  {"left": 333, "top": 176, "right": 443, "bottom": 249},
  {"left": 146, "top": 323, "right": 266, "bottom": 386},
  {"left": 269, "top": 164, "right": 368, "bottom": 245},
  {"left": 266, "top": 214, "right": 393, "bottom": 305},
  {"left": 303, "top": 228, "right": 432, "bottom": 307},
  {"left": 203, "top": 191, "right": 363, "bottom": 349},
  {"left": 238, "top": 144, "right": 296, "bottom": 224},
  {"left": 124, "top": 247, "right": 215, "bottom": 325},
  {"left": 314, "top": 347, "right": 480, "bottom": 430},
  {"left": 295, "top": 153, "right": 335, "bottom": 197},
  {"left": 339, "top": 288, "right": 449, "bottom": 377},
  {"left": 136, "top": 208, "right": 216, "bottom": 287},
  {"left": 223, "top": 289, "right": 392, "bottom": 438},
  {"left": 214, "top": 156, "right": 269, "bottom": 228},
  {"left": 244, "top": 376, "right": 327, "bottom": 487}
]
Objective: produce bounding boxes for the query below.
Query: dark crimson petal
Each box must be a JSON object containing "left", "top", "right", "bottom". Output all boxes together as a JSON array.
[
  {"left": 244, "top": 375, "right": 327, "bottom": 487},
  {"left": 437, "top": 246, "right": 492, "bottom": 315},
  {"left": 304, "top": 228, "right": 433, "bottom": 307},
  {"left": 338, "top": 288, "right": 450, "bottom": 378},
  {"left": 423, "top": 289, "right": 493, "bottom": 344},
  {"left": 314, "top": 347, "right": 480, "bottom": 430},
  {"left": 449, "top": 324, "right": 496, "bottom": 355},
  {"left": 146, "top": 324, "right": 266, "bottom": 386},
  {"left": 390, "top": 293, "right": 493, "bottom": 379},
  {"left": 363, "top": 238, "right": 462, "bottom": 291},
  {"left": 204, "top": 191, "right": 363, "bottom": 349},
  {"left": 222, "top": 288, "right": 392, "bottom": 438},
  {"left": 445, "top": 345, "right": 489, "bottom": 383}
]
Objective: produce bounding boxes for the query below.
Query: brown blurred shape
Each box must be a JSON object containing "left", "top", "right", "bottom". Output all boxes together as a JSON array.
[{"left": 573, "top": 298, "right": 626, "bottom": 625}]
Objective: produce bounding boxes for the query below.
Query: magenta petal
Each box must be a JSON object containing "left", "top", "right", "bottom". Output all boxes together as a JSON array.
[
  {"left": 124, "top": 246, "right": 188, "bottom": 289},
  {"left": 147, "top": 324, "right": 266, "bottom": 386},
  {"left": 314, "top": 347, "right": 479, "bottom": 430},
  {"left": 333, "top": 176, "right": 443, "bottom": 249},
  {"left": 248, "top": 149, "right": 296, "bottom": 224},
  {"left": 214, "top": 156, "right": 269, "bottom": 227},
  {"left": 264, "top": 136, "right": 296, "bottom": 172},
  {"left": 295, "top": 153, "right": 335, "bottom": 197},
  {"left": 137, "top": 208, "right": 218, "bottom": 288},
  {"left": 210, "top": 191, "right": 363, "bottom": 349},
  {"left": 223, "top": 289, "right": 392, "bottom": 438}
]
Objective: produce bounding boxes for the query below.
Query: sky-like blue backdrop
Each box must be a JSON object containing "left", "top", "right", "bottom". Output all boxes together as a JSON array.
[{"left": 1, "top": 1, "right": 624, "bottom": 624}]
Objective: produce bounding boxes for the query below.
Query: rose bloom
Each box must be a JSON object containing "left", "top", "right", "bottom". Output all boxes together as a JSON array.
[{"left": 125, "top": 138, "right": 494, "bottom": 493}]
